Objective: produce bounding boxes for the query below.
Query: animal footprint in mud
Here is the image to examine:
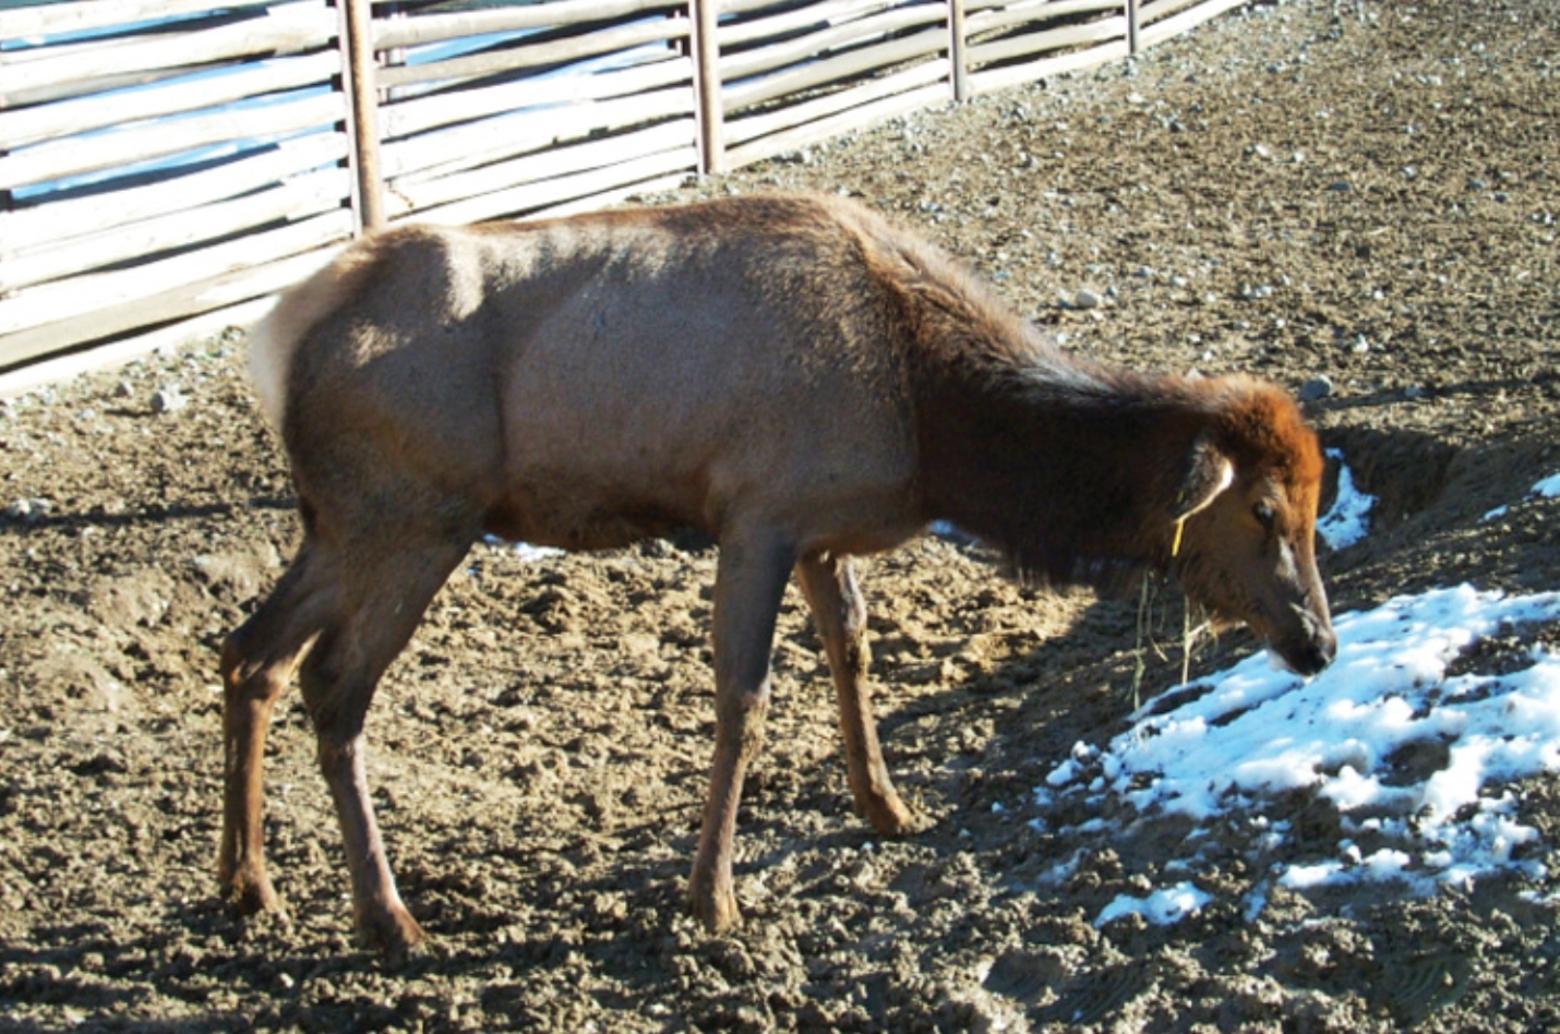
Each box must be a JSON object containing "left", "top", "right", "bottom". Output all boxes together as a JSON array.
[
  {"left": 1045, "top": 964, "right": 1150, "bottom": 1026},
  {"left": 1369, "top": 949, "right": 1469, "bottom": 1025}
]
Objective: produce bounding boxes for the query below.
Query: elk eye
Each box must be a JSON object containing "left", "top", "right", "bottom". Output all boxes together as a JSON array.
[{"left": 1253, "top": 501, "right": 1277, "bottom": 529}]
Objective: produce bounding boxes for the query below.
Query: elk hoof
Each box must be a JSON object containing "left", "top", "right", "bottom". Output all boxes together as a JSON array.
[
  {"left": 859, "top": 789, "right": 916, "bottom": 836},
  {"left": 223, "top": 868, "right": 281, "bottom": 916},
  {"left": 357, "top": 905, "right": 427, "bottom": 963},
  {"left": 689, "top": 877, "right": 742, "bottom": 933}
]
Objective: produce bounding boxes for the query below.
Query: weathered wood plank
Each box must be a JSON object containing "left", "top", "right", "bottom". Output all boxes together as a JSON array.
[
  {"left": 382, "top": 56, "right": 689, "bottom": 139},
  {"left": 0, "top": 0, "right": 260, "bottom": 42},
  {"left": 1140, "top": 0, "right": 1243, "bottom": 46},
  {"left": 0, "top": 211, "right": 351, "bottom": 337},
  {"left": 964, "top": 0, "right": 1101, "bottom": 15},
  {"left": 383, "top": 85, "right": 694, "bottom": 182},
  {"left": 378, "top": 17, "right": 690, "bottom": 89},
  {"left": 406, "top": 145, "right": 696, "bottom": 226},
  {"left": 0, "top": 92, "right": 342, "bottom": 191},
  {"left": 967, "top": 35, "right": 1126, "bottom": 93},
  {"left": 0, "top": 52, "right": 339, "bottom": 150},
  {"left": 726, "top": 79, "right": 944, "bottom": 167},
  {"left": 1141, "top": 0, "right": 1216, "bottom": 26},
  {"left": 966, "top": 0, "right": 1122, "bottom": 37},
  {"left": 718, "top": 0, "right": 897, "bottom": 48},
  {"left": 0, "top": 296, "right": 275, "bottom": 397},
  {"left": 724, "top": 58, "right": 944, "bottom": 146},
  {"left": 723, "top": 26, "right": 946, "bottom": 113},
  {"left": 373, "top": 0, "right": 680, "bottom": 49},
  {"left": 0, "top": 134, "right": 348, "bottom": 254},
  {"left": 0, "top": 64, "right": 212, "bottom": 111},
  {"left": 721, "top": 0, "right": 795, "bottom": 17},
  {"left": 520, "top": 171, "right": 692, "bottom": 222},
  {"left": 1, "top": 170, "right": 346, "bottom": 293},
  {"left": 966, "top": 15, "right": 1124, "bottom": 68},
  {"left": 391, "top": 119, "right": 694, "bottom": 212},
  {"left": 0, "top": 239, "right": 345, "bottom": 370},
  {"left": 720, "top": 4, "right": 945, "bottom": 81},
  {"left": 0, "top": 3, "right": 336, "bottom": 104}
]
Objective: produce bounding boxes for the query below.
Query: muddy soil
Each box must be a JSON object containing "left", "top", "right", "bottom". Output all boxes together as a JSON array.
[{"left": 2, "top": 0, "right": 1558, "bottom": 1029}]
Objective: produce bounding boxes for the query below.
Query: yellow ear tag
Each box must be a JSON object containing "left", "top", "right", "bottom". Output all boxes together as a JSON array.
[{"left": 1171, "top": 515, "right": 1187, "bottom": 558}]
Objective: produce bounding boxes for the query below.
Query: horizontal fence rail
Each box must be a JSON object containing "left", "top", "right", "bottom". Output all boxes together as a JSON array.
[
  {"left": 718, "top": 0, "right": 950, "bottom": 168},
  {"left": 0, "top": 0, "right": 1247, "bottom": 377},
  {"left": 0, "top": 0, "right": 354, "bottom": 370},
  {"left": 371, "top": 0, "right": 699, "bottom": 227}
]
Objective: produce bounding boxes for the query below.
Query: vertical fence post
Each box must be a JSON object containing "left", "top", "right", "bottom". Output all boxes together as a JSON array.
[
  {"left": 338, "top": 0, "right": 385, "bottom": 233},
  {"left": 1125, "top": 0, "right": 1140, "bottom": 55},
  {"left": 690, "top": 0, "right": 724, "bottom": 175},
  {"left": 948, "top": 0, "right": 969, "bottom": 102}
]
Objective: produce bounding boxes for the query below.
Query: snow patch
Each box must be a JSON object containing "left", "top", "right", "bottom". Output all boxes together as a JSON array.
[
  {"left": 1095, "top": 882, "right": 1211, "bottom": 927},
  {"left": 482, "top": 534, "right": 564, "bottom": 562},
  {"left": 1316, "top": 448, "right": 1376, "bottom": 550},
  {"left": 1482, "top": 472, "right": 1560, "bottom": 522},
  {"left": 1035, "top": 584, "right": 1560, "bottom": 902}
]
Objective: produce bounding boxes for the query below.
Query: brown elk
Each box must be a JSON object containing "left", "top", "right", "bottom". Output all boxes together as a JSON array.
[{"left": 221, "top": 192, "right": 1335, "bottom": 957}]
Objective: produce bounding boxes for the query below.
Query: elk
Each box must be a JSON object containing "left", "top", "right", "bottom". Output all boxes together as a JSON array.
[{"left": 221, "top": 192, "right": 1335, "bottom": 956}]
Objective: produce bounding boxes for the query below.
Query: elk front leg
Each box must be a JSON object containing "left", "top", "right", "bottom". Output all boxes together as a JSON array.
[
  {"left": 796, "top": 553, "right": 914, "bottom": 834},
  {"left": 689, "top": 530, "right": 795, "bottom": 932}
]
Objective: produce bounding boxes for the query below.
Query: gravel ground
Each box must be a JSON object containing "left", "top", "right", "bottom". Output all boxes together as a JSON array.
[{"left": 1, "top": 0, "right": 1558, "bottom": 1029}]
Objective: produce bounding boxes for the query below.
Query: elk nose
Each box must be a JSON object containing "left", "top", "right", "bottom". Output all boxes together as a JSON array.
[
  {"left": 1285, "top": 602, "right": 1337, "bottom": 676},
  {"left": 1297, "top": 627, "right": 1337, "bottom": 676}
]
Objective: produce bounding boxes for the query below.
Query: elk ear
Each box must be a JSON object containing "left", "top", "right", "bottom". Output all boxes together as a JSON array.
[{"left": 1173, "top": 433, "right": 1235, "bottom": 521}]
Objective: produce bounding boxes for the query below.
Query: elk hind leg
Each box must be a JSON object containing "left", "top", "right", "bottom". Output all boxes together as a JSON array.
[
  {"left": 219, "top": 543, "right": 334, "bottom": 914},
  {"left": 796, "top": 553, "right": 913, "bottom": 835},
  {"left": 298, "top": 532, "right": 471, "bottom": 959}
]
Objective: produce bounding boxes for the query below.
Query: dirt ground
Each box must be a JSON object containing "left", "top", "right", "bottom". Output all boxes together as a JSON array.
[{"left": 2, "top": 0, "right": 1558, "bottom": 1029}]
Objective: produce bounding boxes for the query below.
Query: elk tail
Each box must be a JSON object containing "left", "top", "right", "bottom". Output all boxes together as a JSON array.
[{"left": 247, "top": 241, "right": 381, "bottom": 431}]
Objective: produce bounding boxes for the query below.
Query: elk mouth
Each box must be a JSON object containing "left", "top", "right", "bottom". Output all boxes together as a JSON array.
[
  {"left": 1268, "top": 605, "right": 1337, "bottom": 677},
  {"left": 1182, "top": 579, "right": 1337, "bottom": 677},
  {"left": 1275, "top": 633, "right": 1336, "bottom": 677}
]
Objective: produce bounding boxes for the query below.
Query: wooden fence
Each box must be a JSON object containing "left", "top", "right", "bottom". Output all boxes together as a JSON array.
[{"left": 0, "top": 0, "right": 1244, "bottom": 377}]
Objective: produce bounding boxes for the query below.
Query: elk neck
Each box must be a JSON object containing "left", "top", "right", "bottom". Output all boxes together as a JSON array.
[{"left": 910, "top": 331, "right": 1223, "bottom": 588}]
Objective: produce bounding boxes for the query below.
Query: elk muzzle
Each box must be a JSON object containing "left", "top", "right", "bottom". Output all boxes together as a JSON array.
[
  {"left": 1263, "top": 545, "right": 1336, "bottom": 677},
  {"left": 1274, "top": 601, "right": 1337, "bottom": 676}
]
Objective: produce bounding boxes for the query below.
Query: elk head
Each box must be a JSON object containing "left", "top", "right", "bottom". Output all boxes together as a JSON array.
[{"left": 1167, "top": 402, "right": 1337, "bottom": 677}]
